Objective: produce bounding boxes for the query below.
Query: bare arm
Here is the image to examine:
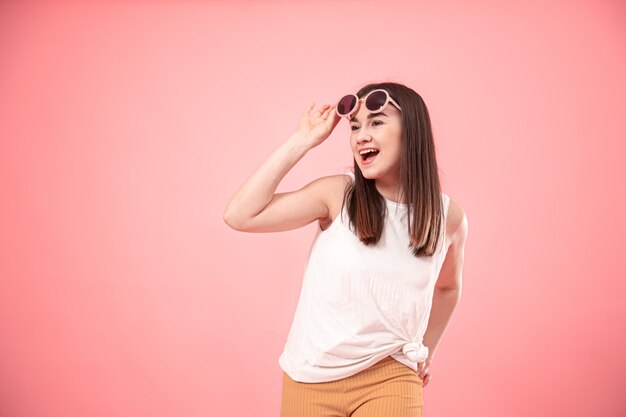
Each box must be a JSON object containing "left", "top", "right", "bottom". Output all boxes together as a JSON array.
[
  {"left": 422, "top": 199, "right": 468, "bottom": 361},
  {"left": 223, "top": 133, "right": 311, "bottom": 227},
  {"left": 223, "top": 102, "right": 341, "bottom": 232}
]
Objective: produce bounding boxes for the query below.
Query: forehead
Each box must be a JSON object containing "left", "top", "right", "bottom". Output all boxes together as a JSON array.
[{"left": 350, "top": 101, "right": 401, "bottom": 122}]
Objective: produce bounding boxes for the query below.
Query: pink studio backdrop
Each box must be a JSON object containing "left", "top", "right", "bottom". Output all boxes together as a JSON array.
[{"left": 1, "top": 1, "right": 625, "bottom": 416}]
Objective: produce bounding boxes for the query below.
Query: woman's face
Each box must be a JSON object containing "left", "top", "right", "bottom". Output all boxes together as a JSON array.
[{"left": 349, "top": 98, "right": 403, "bottom": 182}]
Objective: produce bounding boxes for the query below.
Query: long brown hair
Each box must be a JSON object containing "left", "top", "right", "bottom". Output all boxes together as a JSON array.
[{"left": 342, "top": 82, "right": 444, "bottom": 257}]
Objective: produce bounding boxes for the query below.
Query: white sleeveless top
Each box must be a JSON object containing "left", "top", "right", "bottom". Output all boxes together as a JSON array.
[{"left": 278, "top": 170, "right": 451, "bottom": 383}]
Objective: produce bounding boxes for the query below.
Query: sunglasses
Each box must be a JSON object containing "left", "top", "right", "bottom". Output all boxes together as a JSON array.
[{"left": 335, "top": 89, "right": 402, "bottom": 119}]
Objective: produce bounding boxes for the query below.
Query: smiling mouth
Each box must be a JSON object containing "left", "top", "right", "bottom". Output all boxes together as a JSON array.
[
  {"left": 360, "top": 150, "right": 380, "bottom": 164},
  {"left": 360, "top": 150, "right": 380, "bottom": 162}
]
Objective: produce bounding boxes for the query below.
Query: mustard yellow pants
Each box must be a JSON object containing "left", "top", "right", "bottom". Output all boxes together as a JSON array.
[{"left": 280, "top": 355, "right": 424, "bottom": 417}]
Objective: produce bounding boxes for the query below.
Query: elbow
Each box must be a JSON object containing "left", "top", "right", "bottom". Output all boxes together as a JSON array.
[
  {"left": 223, "top": 210, "right": 241, "bottom": 231},
  {"left": 434, "top": 285, "right": 462, "bottom": 294},
  {"left": 223, "top": 210, "right": 249, "bottom": 232}
]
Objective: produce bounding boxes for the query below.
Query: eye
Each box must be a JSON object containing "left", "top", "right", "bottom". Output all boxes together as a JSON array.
[{"left": 350, "top": 120, "right": 383, "bottom": 131}]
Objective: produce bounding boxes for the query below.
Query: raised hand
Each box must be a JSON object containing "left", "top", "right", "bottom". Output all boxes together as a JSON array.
[{"left": 295, "top": 102, "right": 341, "bottom": 149}]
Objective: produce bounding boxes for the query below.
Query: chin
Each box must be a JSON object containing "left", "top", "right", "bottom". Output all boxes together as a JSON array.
[{"left": 358, "top": 169, "right": 379, "bottom": 179}]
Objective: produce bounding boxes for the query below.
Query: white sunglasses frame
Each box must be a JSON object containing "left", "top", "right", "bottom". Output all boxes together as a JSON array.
[{"left": 335, "top": 88, "right": 402, "bottom": 120}]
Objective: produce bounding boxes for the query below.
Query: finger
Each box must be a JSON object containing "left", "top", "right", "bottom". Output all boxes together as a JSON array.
[
  {"left": 328, "top": 107, "right": 340, "bottom": 126},
  {"left": 322, "top": 107, "right": 334, "bottom": 122},
  {"left": 418, "top": 363, "right": 429, "bottom": 379},
  {"left": 423, "top": 373, "right": 431, "bottom": 387},
  {"left": 316, "top": 104, "right": 330, "bottom": 118},
  {"left": 305, "top": 101, "right": 316, "bottom": 115}
]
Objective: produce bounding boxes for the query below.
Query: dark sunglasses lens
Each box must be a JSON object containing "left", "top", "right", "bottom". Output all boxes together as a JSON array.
[
  {"left": 337, "top": 95, "right": 357, "bottom": 116},
  {"left": 365, "top": 91, "right": 388, "bottom": 112}
]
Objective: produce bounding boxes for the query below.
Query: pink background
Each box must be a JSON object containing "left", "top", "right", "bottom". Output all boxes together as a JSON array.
[{"left": 1, "top": 0, "right": 625, "bottom": 416}]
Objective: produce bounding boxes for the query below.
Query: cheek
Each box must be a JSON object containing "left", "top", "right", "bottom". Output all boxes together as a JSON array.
[{"left": 384, "top": 143, "right": 402, "bottom": 161}]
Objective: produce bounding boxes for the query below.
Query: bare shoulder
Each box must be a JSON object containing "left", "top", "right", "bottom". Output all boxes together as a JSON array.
[
  {"left": 318, "top": 173, "right": 353, "bottom": 230},
  {"left": 446, "top": 197, "right": 469, "bottom": 247}
]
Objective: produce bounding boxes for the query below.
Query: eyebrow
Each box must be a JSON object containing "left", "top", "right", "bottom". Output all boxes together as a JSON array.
[{"left": 350, "top": 112, "right": 388, "bottom": 123}]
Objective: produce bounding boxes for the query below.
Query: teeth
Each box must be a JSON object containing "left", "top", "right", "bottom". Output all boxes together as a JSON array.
[{"left": 359, "top": 149, "right": 379, "bottom": 155}]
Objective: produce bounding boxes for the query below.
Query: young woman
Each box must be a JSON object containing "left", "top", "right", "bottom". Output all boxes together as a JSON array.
[{"left": 224, "top": 82, "right": 468, "bottom": 417}]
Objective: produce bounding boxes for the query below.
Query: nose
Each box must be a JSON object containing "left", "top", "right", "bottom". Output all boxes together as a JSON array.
[{"left": 355, "top": 127, "right": 372, "bottom": 144}]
